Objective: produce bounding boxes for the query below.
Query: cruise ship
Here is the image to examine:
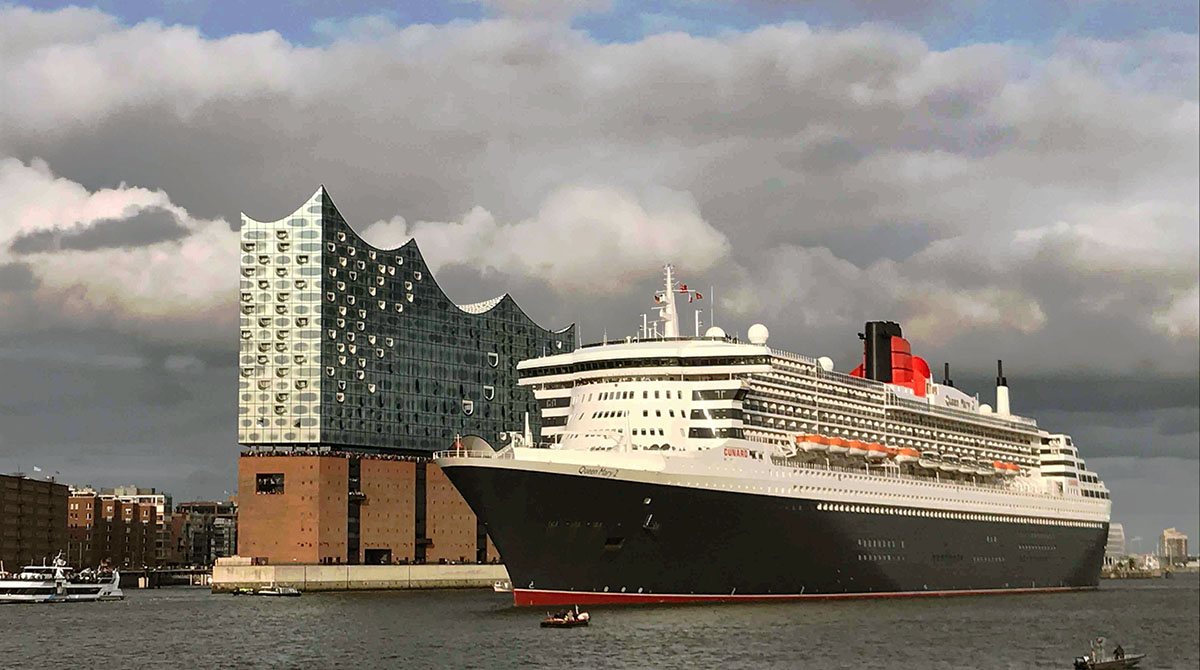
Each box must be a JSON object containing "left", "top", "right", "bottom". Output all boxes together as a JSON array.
[{"left": 435, "top": 266, "right": 1110, "bottom": 606}]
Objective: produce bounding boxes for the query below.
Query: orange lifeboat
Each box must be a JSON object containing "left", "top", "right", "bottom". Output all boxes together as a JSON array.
[
  {"left": 993, "top": 461, "right": 1019, "bottom": 476},
  {"left": 847, "top": 440, "right": 869, "bottom": 458},
  {"left": 796, "top": 434, "right": 829, "bottom": 453},
  {"left": 864, "top": 443, "right": 890, "bottom": 460},
  {"left": 827, "top": 437, "right": 850, "bottom": 456},
  {"left": 893, "top": 447, "right": 920, "bottom": 464}
]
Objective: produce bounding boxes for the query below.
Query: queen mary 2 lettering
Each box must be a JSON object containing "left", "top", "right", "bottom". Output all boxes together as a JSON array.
[{"left": 435, "top": 265, "right": 1110, "bottom": 606}]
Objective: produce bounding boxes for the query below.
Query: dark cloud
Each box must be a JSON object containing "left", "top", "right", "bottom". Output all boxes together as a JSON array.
[
  {"left": 0, "top": 262, "right": 39, "bottom": 291},
  {"left": 9, "top": 206, "right": 190, "bottom": 254}
]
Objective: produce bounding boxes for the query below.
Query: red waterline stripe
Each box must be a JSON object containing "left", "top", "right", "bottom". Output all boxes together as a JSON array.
[{"left": 513, "top": 585, "right": 1093, "bottom": 607}]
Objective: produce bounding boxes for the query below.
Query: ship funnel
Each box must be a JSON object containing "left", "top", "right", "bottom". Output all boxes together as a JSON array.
[
  {"left": 995, "top": 359, "right": 1010, "bottom": 416},
  {"left": 943, "top": 362, "right": 953, "bottom": 387},
  {"left": 863, "top": 321, "right": 903, "bottom": 382}
]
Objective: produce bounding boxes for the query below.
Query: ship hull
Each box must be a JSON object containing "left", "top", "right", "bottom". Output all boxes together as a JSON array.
[{"left": 441, "top": 463, "right": 1108, "bottom": 606}]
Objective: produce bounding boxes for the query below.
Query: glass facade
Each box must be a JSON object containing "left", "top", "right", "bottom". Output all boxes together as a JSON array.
[{"left": 239, "top": 187, "right": 575, "bottom": 453}]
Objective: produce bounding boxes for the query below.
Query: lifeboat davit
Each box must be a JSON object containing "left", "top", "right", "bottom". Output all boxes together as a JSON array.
[
  {"left": 864, "top": 443, "right": 890, "bottom": 460},
  {"left": 847, "top": 440, "right": 869, "bottom": 458},
  {"left": 918, "top": 451, "right": 941, "bottom": 469},
  {"left": 893, "top": 447, "right": 920, "bottom": 464},
  {"left": 827, "top": 437, "right": 850, "bottom": 456}
]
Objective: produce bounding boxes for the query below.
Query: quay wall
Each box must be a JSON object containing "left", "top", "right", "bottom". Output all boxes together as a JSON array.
[{"left": 212, "top": 563, "right": 509, "bottom": 592}]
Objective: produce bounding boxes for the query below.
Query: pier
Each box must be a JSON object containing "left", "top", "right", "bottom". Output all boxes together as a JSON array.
[{"left": 211, "top": 563, "right": 509, "bottom": 592}]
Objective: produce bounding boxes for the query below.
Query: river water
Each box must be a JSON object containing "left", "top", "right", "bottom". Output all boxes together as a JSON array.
[{"left": 2, "top": 577, "right": 1196, "bottom": 669}]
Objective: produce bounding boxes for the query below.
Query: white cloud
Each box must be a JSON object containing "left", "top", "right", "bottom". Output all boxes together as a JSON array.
[
  {"left": 0, "top": 158, "right": 239, "bottom": 343},
  {"left": 1154, "top": 285, "right": 1200, "bottom": 339},
  {"left": 362, "top": 185, "right": 731, "bottom": 293}
]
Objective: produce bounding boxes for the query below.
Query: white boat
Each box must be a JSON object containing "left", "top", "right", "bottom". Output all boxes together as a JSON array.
[
  {"left": 256, "top": 584, "right": 301, "bottom": 597},
  {"left": 0, "top": 553, "right": 123, "bottom": 603},
  {"left": 493, "top": 579, "right": 513, "bottom": 593}
]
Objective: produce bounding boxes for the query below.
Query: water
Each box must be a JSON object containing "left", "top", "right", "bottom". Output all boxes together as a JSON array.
[{"left": 2, "top": 578, "right": 1196, "bottom": 669}]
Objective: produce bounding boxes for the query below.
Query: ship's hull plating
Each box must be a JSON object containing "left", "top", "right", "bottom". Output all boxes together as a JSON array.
[{"left": 441, "top": 463, "right": 1107, "bottom": 606}]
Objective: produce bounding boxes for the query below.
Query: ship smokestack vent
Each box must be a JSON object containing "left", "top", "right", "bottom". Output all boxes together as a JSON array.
[
  {"left": 943, "top": 362, "right": 953, "bottom": 387},
  {"left": 996, "top": 359, "right": 1010, "bottom": 415},
  {"left": 863, "top": 321, "right": 903, "bottom": 383}
]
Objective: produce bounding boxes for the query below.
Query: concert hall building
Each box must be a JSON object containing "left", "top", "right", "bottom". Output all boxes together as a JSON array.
[{"left": 236, "top": 187, "right": 574, "bottom": 565}]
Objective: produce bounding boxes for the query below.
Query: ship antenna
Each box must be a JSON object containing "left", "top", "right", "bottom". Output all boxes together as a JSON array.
[{"left": 655, "top": 264, "right": 681, "bottom": 338}]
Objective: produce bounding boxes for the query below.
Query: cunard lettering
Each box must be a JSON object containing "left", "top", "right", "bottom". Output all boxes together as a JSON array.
[
  {"left": 578, "top": 466, "right": 618, "bottom": 478},
  {"left": 723, "top": 448, "right": 750, "bottom": 458}
]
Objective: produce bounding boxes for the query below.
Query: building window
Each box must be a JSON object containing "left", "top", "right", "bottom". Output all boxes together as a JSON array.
[
  {"left": 463, "top": 399, "right": 474, "bottom": 415},
  {"left": 256, "top": 473, "right": 285, "bottom": 495},
  {"left": 483, "top": 385, "right": 495, "bottom": 400},
  {"left": 487, "top": 352, "right": 499, "bottom": 367}
]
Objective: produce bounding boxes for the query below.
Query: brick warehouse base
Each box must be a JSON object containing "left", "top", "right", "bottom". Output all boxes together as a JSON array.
[{"left": 237, "top": 451, "right": 499, "bottom": 566}]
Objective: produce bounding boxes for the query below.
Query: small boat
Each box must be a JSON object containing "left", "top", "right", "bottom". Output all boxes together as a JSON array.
[
  {"left": 493, "top": 579, "right": 513, "bottom": 593},
  {"left": 1074, "top": 637, "right": 1145, "bottom": 669},
  {"left": 256, "top": 584, "right": 301, "bottom": 597},
  {"left": 230, "top": 587, "right": 257, "bottom": 596},
  {"left": 541, "top": 605, "right": 589, "bottom": 628}
]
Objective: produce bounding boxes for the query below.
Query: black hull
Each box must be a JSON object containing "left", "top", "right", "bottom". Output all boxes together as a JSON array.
[{"left": 441, "top": 463, "right": 1108, "bottom": 606}]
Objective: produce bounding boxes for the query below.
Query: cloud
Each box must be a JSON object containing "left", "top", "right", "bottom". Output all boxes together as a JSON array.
[
  {"left": 9, "top": 206, "right": 190, "bottom": 253},
  {"left": 360, "top": 185, "right": 730, "bottom": 293},
  {"left": 0, "top": 8, "right": 1193, "bottom": 379},
  {"left": 0, "top": 262, "right": 39, "bottom": 292},
  {"left": 0, "top": 158, "right": 239, "bottom": 344}
]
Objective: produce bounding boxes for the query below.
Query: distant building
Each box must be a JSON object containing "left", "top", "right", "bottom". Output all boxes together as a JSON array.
[
  {"left": 67, "top": 488, "right": 157, "bottom": 569},
  {"left": 1159, "top": 528, "right": 1188, "bottom": 566},
  {"left": 236, "top": 188, "right": 573, "bottom": 565},
  {"left": 104, "top": 486, "right": 172, "bottom": 565},
  {"left": 0, "top": 474, "right": 68, "bottom": 569},
  {"left": 1103, "top": 522, "right": 1126, "bottom": 565},
  {"left": 174, "top": 501, "right": 238, "bottom": 566}
]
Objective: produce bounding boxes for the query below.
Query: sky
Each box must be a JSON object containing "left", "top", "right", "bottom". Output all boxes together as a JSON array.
[{"left": 0, "top": 1, "right": 1196, "bottom": 549}]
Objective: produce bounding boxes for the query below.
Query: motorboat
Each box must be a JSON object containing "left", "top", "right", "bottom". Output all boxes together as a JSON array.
[
  {"left": 229, "top": 587, "right": 257, "bottom": 596},
  {"left": 493, "top": 580, "right": 513, "bottom": 593},
  {"left": 0, "top": 552, "right": 123, "bottom": 603},
  {"left": 1074, "top": 637, "right": 1144, "bottom": 669},
  {"left": 256, "top": 584, "right": 301, "bottom": 597},
  {"left": 541, "top": 605, "right": 589, "bottom": 628}
]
